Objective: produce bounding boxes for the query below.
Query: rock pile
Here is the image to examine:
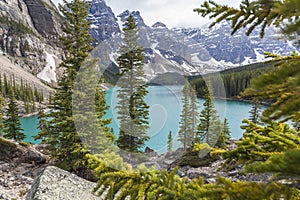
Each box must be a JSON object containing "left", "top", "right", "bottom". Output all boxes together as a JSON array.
[{"left": 0, "top": 138, "right": 48, "bottom": 200}]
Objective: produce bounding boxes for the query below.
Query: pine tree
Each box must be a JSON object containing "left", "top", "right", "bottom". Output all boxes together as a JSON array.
[
  {"left": 0, "top": 94, "right": 5, "bottom": 135},
  {"left": 178, "top": 82, "right": 192, "bottom": 149},
  {"left": 3, "top": 90, "right": 25, "bottom": 141},
  {"left": 246, "top": 148, "right": 300, "bottom": 184},
  {"left": 39, "top": 0, "right": 93, "bottom": 172},
  {"left": 212, "top": 120, "right": 300, "bottom": 170},
  {"left": 215, "top": 118, "right": 231, "bottom": 149},
  {"left": 190, "top": 85, "right": 199, "bottom": 139},
  {"left": 72, "top": 56, "right": 116, "bottom": 155},
  {"left": 248, "top": 98, "right": 262, "bottom": 124},
  {"left": 95, "top": 80, "right": 115, "bottom": 143},
  {"left": 167, "top": 130, "right": 173, "bottom": 152},
  {"left": 178, "top": 80, "right": 199, "bottom": 149},
  {"left": 196, "top": 80, "right": 221, "bottom": 147},
  {"left": 0, "top": 75, "right": 3, "bottom": 96},
  {"left": 3, "top": 74, "right": 9, "bottom": 97},
  {"left": 34, "top": 106, "right": 48, "bottom": 143},
  {"left": 116, "top": 14, "right": 149, "bottom": 152}
]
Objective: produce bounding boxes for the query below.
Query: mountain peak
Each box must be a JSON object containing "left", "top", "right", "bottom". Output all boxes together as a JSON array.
[
  {"left": 118, "top": 10, "right": 147, "bottom": 27},
  {"left": 152, "top": 22, "right": 167, "bottom": 29},
  {"left": 87, "top": 0, "right": 120, "bottom": 43}
]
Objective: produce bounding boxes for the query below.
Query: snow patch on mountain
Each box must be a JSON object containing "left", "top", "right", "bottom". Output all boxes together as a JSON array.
[{"left": 37, "top": 52, "right": 57, "bottom": 83}]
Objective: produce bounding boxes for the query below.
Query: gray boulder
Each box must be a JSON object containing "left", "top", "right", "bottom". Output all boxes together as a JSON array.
[{"left": 26, "top": 166, "right": 102, "bottom": 200}]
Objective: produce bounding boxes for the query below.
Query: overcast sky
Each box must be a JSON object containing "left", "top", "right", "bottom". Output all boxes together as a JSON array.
[{"left": 52, "top": 0, "right": 241, "bottom": 28}]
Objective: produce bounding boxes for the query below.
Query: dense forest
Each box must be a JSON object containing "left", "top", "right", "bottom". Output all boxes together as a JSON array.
[
  {"left": 0, "top": 73, "right": 44, "bottom": 113},
  {"left": 188, "top": 61, "right": 274, "bottom": 98}
]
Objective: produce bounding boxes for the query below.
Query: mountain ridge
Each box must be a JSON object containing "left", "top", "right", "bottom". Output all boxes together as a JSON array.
[{"left": 86, "top": 0, "right": 300, "bottom": 81}]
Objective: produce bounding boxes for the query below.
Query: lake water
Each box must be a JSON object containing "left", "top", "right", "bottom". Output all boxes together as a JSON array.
[{"left": 21, "top": 85, "right": 260, "bottom": 154}]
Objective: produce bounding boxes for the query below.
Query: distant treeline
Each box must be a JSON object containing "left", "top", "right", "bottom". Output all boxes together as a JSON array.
[
  {"left": 0, "top": 74, "right": 44, "bottom": 113},
  {"left": 188, "top": 62, "right": 274, "bottom": 98}
]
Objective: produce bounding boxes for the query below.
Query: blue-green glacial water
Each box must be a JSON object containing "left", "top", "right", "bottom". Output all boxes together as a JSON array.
[{"left": 21, "top": 85, "right": 261, "bottom": 154}]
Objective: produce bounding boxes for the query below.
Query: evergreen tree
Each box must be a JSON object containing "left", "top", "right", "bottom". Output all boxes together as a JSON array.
[
  {"left": 0, "top": 75, "right": 3, "bottom": 96},
  {"left": 190, "top": 85, "right": 199, "bottom": 141},
  {"left": 3, "top": 90, "right": 25, "bottom": 141},
  {"left": 3, "top": 74, "right": 8, "bottom": 97},
  {"left": 116, "top": 14, "right": 149, "bottom": 152},
  {"left": 72, "top": 55, "right": 116, "bottom": 156},
  {"left": 95, "top": 80, "right": 115, "bottom": 143},
  {"left": 39, "top": 0, "right": 93, "bottom": 172},
  {"left": 178, "top": 80, "right": 199, "bottom": 149},
  {"left": 167, "top": 130, "right": 173, "bottom": 152},
  {"left": 178, "top": 82, "right": 192, "bottom": 149},
  {"left": 196, "top": 80, "right": 221, "bottom": 147},
  {"left": 93, "top": 157, "right": 296, "bottom": 199},
  {"left": 248, "top": 98, "right": 262, "bottom": 124},
  {"left": 0, "top": 94, "right": 4, "bottom": 135},
  {"left": 34, "top": 106, "right": 48, "bottom": 143},
  {"left": 212, "top": 120, "right": 300, "bottom": 170},
  {"left": 215, "top": 118, "right": 231, "bottom": 149},
  {"left": 246, "top": 148, "right": 300, "bottom": 184}
]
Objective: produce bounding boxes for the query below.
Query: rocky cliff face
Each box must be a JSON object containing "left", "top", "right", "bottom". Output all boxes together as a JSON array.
[{"left": 0, "top": 0, "right": 63, "bottom": 83}]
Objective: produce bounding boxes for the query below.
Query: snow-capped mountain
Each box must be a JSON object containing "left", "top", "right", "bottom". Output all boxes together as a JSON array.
[
  {"left": 88, "top": 0, "right": 120, "bottom": 45},
  {"left": 87, "top": 0, "right": 300, "bottom": 80},
  {"left": 174, "top": 21, "right": 299, "bottom": 66}
]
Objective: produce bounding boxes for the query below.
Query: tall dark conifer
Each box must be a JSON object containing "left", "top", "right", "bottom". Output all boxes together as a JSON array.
[
  {"left": 3, "top": 90, "right": 25, "bottom": 141},
  {"left": 38, "top": 0, "right": 93, "bottom": 172},
  {"left": 167, "top": 131, "right": 173, "bottom": 152},
  {"left": 0, "top": 94, "right": 5, "bottom": 135},
  {"left": 116, "top": 14, "right": 149, "bottom": 152},
  {"left": 249, "top": 99, "right": 262, "bottom": 124},
  {"left": 215, "top": 118, "right": 231, "bottom": 148},
  {"left": 34, "top": 106, "right": 48, "bottom": 143},
  {"left": 196, "top": 80, "right": 221, "bottom": 146},
  {"left": 178, "top": 80, "right": 199, "bottom": 149},
  {"left": 72, "top": 56, "right": 115, "bottom": 155}
]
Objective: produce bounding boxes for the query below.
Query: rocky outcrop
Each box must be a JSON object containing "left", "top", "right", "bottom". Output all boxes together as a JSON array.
[
  {"left": 23, "top": 0, "right": 60, "bottom": 37},
  {"left": 0, "top": 0, "right": 63, "bottom": 80},
  {"left": 0, "top": 138, "right": 48, "bottom": 200},
  {"left": 26, "top": 166, "right": 102, "bottom": 200}
]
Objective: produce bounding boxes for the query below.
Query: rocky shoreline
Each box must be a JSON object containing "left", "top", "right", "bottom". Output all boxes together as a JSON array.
[{"left": 0, "top": 138, "right": 271, "bottom": 199}]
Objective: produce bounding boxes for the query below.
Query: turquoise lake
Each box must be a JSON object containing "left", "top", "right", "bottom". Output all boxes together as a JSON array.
[{"left": 21, "top": 85, "right": 261, "bottom": 154}]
